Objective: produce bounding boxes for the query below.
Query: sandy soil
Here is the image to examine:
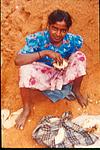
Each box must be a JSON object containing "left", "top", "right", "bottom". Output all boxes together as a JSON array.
[{"left": 1, "top": 0, "right": 100, "bottom": 148}]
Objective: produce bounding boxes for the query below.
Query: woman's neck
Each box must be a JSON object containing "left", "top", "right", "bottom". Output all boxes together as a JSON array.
[{"left": 50, "top": 38, "right": 63, "bottom": 47}]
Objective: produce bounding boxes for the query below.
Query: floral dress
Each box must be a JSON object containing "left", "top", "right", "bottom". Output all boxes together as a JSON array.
[{"left": 18, "top": 30, "right": 86, "bottom": 91}]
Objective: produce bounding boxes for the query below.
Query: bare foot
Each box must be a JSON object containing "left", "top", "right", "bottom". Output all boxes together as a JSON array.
[
  {"left": 15, "top": 109, "right": 30, "bottom": 130},
  {"left": 73, "top": 90, "right": 88, "bottom": 107}
]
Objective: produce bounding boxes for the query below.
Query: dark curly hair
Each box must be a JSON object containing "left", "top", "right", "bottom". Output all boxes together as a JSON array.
[{"left": 48, "top": 9, "right": 72, "bottom": 29}]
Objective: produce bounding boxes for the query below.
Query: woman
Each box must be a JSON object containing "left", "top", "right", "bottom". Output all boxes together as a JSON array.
[{"left": 15, "top": 9, "right": 88, "bottom": 129}]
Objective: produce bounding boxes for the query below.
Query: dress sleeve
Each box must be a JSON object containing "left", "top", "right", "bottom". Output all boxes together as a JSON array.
[
  {"left": 74, "top": 35, "right": 83, "bottom": 50},
  {"left": 18, "top": 33, "right": 40, "bottom": 54}
]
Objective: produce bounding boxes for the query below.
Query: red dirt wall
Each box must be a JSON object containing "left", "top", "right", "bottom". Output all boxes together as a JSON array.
[{"left": 1, "top": 0, "right": 100, "bottom": 148}]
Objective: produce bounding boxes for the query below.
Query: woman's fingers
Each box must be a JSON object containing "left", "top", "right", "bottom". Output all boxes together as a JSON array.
[{"left": 55, "top": 53, "right": 63, "bottom": 64}]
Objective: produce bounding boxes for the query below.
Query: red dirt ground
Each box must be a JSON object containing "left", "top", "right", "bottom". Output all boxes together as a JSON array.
[{"left": 1, "top": 0, "right": 100, "bottom": 148}]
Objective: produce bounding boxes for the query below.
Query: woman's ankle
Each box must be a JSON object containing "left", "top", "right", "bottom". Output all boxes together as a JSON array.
[
  {"left": 72, "top": 88, "right": 80, "bottom": 96},
  {"left": 23, "top": 106, "right": 31, "bottom": 114}
]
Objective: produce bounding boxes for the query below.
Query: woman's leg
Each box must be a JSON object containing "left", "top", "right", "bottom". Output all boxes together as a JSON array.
[
  {"left": 72, "top": 76, "right": 88, "bottom": 107},
  {"left": 15, "top": 88, "right": 33, "bottom": 129},
  {"left": 64, "top": 51, "right": 88, "bottom": 107}
]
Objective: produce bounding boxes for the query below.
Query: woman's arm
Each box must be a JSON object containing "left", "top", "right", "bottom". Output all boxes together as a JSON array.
[
  {"left": 14, "top": 50, "right": 63, "bottom": 66},
  {"left": 14, "top": 51, "right": 46, "bottom": 66}
]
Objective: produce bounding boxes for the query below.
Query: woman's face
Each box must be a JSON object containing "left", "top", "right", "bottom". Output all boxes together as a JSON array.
[{"left": 48, "top": 20, "right": 68, "bottom": 44}]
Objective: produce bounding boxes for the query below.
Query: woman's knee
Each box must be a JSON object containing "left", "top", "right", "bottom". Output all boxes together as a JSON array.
[
  {"left": 69, "top": 51, "right": 86, "bottom": 62},
  {"left": 20, "top": 64, "right": 33, "bottom": 71},
  {"left": 19, "top": 64, "right": 33, "bottom": 86}
]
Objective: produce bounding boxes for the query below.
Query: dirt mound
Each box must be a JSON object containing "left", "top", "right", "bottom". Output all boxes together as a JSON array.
[{"left": 1, "top": 0, "right": 99, "bottom": 148}]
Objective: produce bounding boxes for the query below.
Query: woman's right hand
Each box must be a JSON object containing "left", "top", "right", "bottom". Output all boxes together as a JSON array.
[{"left": 45, "top": 50, "right": 63, "bottom": 64}]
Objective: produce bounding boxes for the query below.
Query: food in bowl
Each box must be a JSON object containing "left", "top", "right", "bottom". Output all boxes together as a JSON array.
[{"left": 53, "top": 59, "right": 68, "bottom": 70}]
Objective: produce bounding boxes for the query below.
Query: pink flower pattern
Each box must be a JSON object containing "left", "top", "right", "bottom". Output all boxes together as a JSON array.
[
  {"left": 29, "top": 76, "right": 36, "bottom": 86},
  {"left": 19, "top": 51, "right": 86, "bottom": 91}
]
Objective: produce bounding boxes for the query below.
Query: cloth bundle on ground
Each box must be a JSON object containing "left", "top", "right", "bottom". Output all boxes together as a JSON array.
[
  {"left": 1, "top": 108, "right": 23, "bottom": 129},
  {"left": 43, "top": 84, "right": 75, "bottom": 102},
  {"left": 32, "top": 112, "right": 98, "bottom": 148}
]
